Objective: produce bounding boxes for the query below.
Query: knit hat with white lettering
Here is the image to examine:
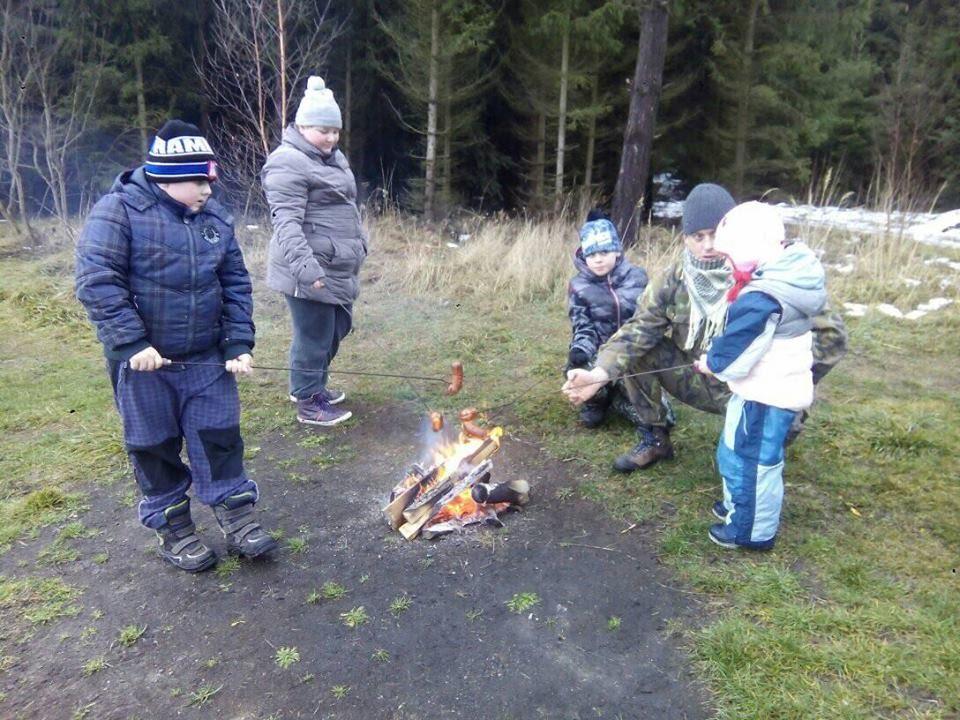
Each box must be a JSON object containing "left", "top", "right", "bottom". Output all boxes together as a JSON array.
[{"left": 144, "top": 120, "right": 218, "bottom": 183}]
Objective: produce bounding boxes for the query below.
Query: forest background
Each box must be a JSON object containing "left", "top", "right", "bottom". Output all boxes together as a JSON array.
[{"left": 2, "top": 0, "right": 959, "bottom": 235}]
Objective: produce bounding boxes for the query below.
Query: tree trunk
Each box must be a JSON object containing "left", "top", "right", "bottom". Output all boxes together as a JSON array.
[
  {"left": 611, "top": 0, "right": 669, "bottom": 246},
  {"left": 344, "top": 42, "right": 352, "bottom": 153},
  {"left": 424, "top": 0, "right": 439, "bottom": 219},
  {"left": 554, "top": 17, "right": 570, "bottom": 206},
  {"left": 534, "top": 112, "right": 546, "bottom": 207},
  {"left": 134, "top": 49, "right": 148, "bottom": 156},
  {"left": 442, "top": 68, "right": 452, "bottom": 214},
  {"left": 584, "top": 72, "right": 598, "bottom": 192},
  {"left": 733, "top": 0, "right": 760, "bottom": 197},
  {"left": 277, "top": 0, "right": 288, "bottom": 130}
]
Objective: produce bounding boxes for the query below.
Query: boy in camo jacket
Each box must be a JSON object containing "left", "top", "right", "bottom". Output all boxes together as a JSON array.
[{"left": 562, "top": 183, "right": 847, "bottom": 474}]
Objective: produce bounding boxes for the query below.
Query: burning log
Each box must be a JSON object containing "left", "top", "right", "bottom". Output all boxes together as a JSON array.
[
  {"left": 471, "top": 479, "right": 530, "bottom": 506},
  {"left": 398, "top": 460, "right": 492, "bottom": 540},
  {"left": 384, "top": 424, "right": 528, "bottom": 541},
  {"left": 383, "top": 463, "right": 439, "bottom": 530}
]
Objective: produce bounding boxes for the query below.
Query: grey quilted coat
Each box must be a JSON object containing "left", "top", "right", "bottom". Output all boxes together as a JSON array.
[{"left": 261, "top": 125, "right": 367, "bottom": 305}]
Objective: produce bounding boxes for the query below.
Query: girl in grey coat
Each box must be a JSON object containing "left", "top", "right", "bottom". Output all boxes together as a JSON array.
[{"left": 261, "top": 76, "right": 367, "bottom": 426}]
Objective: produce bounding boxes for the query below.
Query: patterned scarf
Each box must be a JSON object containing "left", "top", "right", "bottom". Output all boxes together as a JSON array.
[{"left": 681, "top": 249, "right": 732, "bottom": 351}]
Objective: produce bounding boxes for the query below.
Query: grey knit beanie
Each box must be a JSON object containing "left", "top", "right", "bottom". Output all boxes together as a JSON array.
[
  {"left": 682, "top": 183, "right": 736, "bottom": 235},
  {"left": 294, "top": 76, "right": 342, "bottom": 129}
]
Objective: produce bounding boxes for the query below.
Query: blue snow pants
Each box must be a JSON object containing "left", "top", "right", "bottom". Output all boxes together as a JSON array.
[
  {"left": 715, "top": 394, "right": 798, "bottom": 548},
  {"left": 109, "top": 349, "right": 258, "bottom": 529}
]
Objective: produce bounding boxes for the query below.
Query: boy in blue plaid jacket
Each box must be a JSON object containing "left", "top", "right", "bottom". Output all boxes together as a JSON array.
[{"left": 75, "top": 120, "right": 277, "bottom": 572}]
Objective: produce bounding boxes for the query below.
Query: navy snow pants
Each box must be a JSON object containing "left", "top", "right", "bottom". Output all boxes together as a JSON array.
[{"left": 109, "top": 350, "right": 258, "bottom": 529}]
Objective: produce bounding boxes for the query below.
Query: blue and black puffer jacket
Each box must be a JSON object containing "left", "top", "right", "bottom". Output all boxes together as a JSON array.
[
  {"left": 75, "top": 167, "right": 254, "bottom": 361},
  {"left": 567, "top": 250, "right": 648, "bottom": 362}
]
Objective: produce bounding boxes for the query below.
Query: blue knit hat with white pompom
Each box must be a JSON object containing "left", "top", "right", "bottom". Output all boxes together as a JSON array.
[{"left": 294, "top": 76, "right": 342, "bottom": 129}]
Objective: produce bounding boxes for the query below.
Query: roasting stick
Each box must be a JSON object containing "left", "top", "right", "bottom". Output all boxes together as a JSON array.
[
  {"left": 474, "top": 362, "right": 696, "bottom": 417},
  {"left": 160, "top": 359, "right": 463, "bottom": 393}
]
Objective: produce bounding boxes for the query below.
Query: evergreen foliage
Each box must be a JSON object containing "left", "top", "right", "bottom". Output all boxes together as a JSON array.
[{"left": 1, "top": 0, "right": 958, "bottom": 223}]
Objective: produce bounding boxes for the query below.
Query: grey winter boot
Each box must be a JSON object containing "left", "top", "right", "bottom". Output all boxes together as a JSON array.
[
  {"left": 213, "top": 493, "right": 278, "bottom": 558},
  {"left": 155, "top": 499, "right": 217, "bottom": 573}
]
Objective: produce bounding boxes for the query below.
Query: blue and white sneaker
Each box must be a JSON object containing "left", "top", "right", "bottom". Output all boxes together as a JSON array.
[
  {"left": 707, "top": 522, "right": 775, "bottom": 551},
  {"left": 711, "top": 500, "right": 729, "bottom": 521}
]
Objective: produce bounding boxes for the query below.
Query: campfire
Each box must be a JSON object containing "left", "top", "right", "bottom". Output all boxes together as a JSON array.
[{"left": 383, "top": 409, "right": 529, "bottom": 540}]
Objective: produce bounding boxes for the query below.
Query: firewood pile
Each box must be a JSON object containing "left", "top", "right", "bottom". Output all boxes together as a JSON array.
[{"left": 382, "top": 413, "right": 529, "bottom": 540}]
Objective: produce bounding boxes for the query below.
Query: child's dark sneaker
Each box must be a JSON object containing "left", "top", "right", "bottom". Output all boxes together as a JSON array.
[
  {"left": 707, "top": 522, "right": 776, "bottom": 551},
  {"left": 578, "top": 405, "right": 606, "bottom": 428},
  {"left": 288, "top": 387, "right": 346, "bottom": 405},
  {"left": 613, "top": 426, "right": 674, "bottom": 472},
  {"left": 155, "top": 499, "right": 216, "bottom": 573},
  {"left": 320, "top": 387, "right": 346, "bottom": 405},
  {"left": 213, "top": 492, "right": 278, "bottom": 558},
  {"left": 296, "top": 394, "right": 352, "bottom": 426},
  {"left": 712, "top": 500, "right": 729, "bottom": 520}
]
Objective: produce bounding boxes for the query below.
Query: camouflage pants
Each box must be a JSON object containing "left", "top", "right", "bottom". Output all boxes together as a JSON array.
[{"left": 619, "top": 339, "right": 730, "bottom": 429}]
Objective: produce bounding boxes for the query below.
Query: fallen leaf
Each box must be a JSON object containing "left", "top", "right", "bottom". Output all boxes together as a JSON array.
[{"left": 849, "top": 507, "right": 862, "bottom": 518}]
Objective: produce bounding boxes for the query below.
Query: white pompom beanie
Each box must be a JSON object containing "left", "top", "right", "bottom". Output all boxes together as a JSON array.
[
  {"left": 714, "top": 201, "right": 786, "bottom": 272},
  {"left": 295, "top": 76, "right": 342, "bottom": 129}
]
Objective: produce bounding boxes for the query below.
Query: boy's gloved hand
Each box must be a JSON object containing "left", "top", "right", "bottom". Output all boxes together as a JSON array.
[
  {"left": 567, "top": 348, "right": 590, "bottom": 368},
  {"left": 128, "top": 346, "right": 165, "bottom": 372}
]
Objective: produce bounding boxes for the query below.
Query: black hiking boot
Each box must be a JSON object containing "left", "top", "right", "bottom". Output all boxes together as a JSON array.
[
  {"left": 213, "top": 493, "right": 278, "bottom": 558},
  {"left": 155, "top": 499, "right": 216, "bottom": 573},
  {"left": 612, "top": 426, "right": 674, "bottom": 473}
]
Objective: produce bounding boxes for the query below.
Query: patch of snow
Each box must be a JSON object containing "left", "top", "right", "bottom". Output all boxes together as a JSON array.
[
  {"left": 917, "top": 297, "right": 953, "bottom": 312},
  {"left": 458, "top": 233, "right": 471, "bottom": 243},
  {"left": 446, "top": 242, "right": 460, "bottom": 249},
  {"left": 925, "top": 257, "right": 960, "bottom": 271},
  {"left": 904, "top": 310, "right": 928, "bottom": 320},
  {"left": 876, "top": 303, "right": 904, "bottom": 318},
  {"left": 902, "top": 278, "right": 921, "bottom": 287},
  {"left": 826, "top": 263, "right": 855, "bottom": 275},
  {"left": 843, "top": 302, "right": 868, "bottom": 317},
  {"left": 245, "top": 224, "right": 260, "bottom": 230},
  {"left": 652, "top": 199, "right": 683, "bottom": 219},
  {"left": 775, "top": 203, "right": 960, "bottom": 249}
]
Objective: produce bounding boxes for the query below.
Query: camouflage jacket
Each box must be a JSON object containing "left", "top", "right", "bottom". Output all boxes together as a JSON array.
[{"left": 595, "top": 259, "right": 848, "bottom": 384}]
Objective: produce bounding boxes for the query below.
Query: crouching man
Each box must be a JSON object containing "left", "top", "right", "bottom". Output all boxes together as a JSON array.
[{"left": 562, "top": 183, "right": 848, "bottom": 472}]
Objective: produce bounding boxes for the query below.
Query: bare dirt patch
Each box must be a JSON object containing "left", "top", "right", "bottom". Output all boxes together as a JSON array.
[{"left": 1, "top": 402, "right": 708, "bottom": 720}]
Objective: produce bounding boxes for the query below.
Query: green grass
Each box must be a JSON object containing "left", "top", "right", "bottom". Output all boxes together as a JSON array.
[
  {"left": 389, "top": 594, "right": 413, "bottom": 617},
  {"left": 274, "top": 646, "right": 300, "bottom": 669},
  {"left": 506, "top": 592, "right": 541, "bottom": 614},
  {"left": 117, "top": 624, "right": 146, "bottom": 647},
  {"left": 339, "top": 606, "right": 369, "bottom": 628},
  {"left": 82, "top": 656, "right": 110, "bottom": 676},
  {"left": 1, "top": 221, "right": 958, "bottom": 718},
  {"left": 320, "top": 581, "right": 348, "bottom": 600},
  {"left": 187, "top": 683, "right": 222, "bottom": 708},
  {"left": 0, "top": 576, "right": 82, "bottom": 626}
]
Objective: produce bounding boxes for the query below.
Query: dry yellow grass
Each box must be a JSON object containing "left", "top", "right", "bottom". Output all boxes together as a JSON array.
[{"left": 367, "top": 209, "right": 680, "bottom": 307}]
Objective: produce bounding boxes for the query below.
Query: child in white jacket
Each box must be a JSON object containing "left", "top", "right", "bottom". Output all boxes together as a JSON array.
[{"left": 696, "top": 202, "right": 827, "bottom": 550}]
